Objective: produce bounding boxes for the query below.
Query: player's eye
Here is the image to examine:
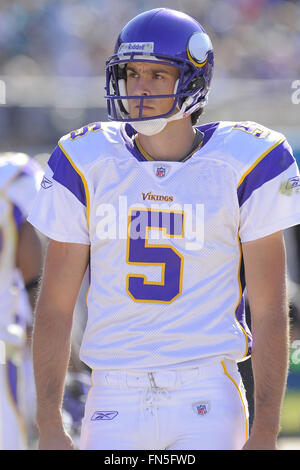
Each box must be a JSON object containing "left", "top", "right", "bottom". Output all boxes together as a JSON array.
[{"left": 127, "top": 71, "right": 139, "bottom": 79}]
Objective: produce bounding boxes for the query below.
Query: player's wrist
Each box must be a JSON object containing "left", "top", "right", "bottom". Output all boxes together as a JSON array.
[
  {"left": 250, "top": 420, "right": 280, "bottom": 439},
  {"left": 36, "top": 408, "right": 65, "bottom": 433}
]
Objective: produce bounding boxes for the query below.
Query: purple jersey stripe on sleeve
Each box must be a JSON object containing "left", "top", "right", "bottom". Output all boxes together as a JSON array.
[
  {"left": 238, "top": 140, "right": 295, "bottom": 207},
  {"left": 13, "top": 204, "right": 25, "bottom": 233},
  {"left": 48, "top": 145, "right": 87, "bottom": 207}
]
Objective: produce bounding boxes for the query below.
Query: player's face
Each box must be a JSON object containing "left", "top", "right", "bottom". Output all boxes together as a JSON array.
[{"left": 125, "top": 61, "right": 180, "bottom": 119}]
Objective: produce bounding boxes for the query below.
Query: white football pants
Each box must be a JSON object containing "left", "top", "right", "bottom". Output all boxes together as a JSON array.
[{"left": 80, "top": 359, "right": 249, "bottom": 450}]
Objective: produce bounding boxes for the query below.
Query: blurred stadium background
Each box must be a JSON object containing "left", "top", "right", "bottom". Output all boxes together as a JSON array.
[{"left": 0, "top": 0, "right": 299, "bottom": 450}]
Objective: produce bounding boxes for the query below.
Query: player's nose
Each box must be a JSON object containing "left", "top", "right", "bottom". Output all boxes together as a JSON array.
[{"left": 132, "top": 77, "right": 152, "bottom": 96}]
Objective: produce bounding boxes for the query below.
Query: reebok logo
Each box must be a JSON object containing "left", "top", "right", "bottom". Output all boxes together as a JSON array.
[
  {"left": 41, "top": 176, "right": 53, "bottom": 189},
  {"left": 280, "top": 177, "right": 300, "bottom": 195},
  {"left": 91, "top": 411, "right": 118, "bottom": 421}
]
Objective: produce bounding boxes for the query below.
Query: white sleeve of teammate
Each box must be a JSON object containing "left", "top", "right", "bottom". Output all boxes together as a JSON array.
[
  {"left": 7, "top": 159, "right": 43, "bottom": 219},
  {"left": 27, "top": 145, "right": 90, "bottom": 245},
  {"left": 239, "top": 139, "right": 300, "bottom": 242}
]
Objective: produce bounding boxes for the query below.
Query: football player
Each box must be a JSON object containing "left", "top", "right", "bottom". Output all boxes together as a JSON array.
[
  {"left": 28, "top": 9, "right": 300, "bottom": 450},
  {"left": 0, "top": 152, "right": 43, "bottom": 449}
]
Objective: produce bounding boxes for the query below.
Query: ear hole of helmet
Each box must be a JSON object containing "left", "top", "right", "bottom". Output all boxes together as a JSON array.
[
  {"left": 187, "top": 76, "right": 205, "bottom": 92},
  {"left": 110, "top": 64, "right": 126, "bottom": 93}
]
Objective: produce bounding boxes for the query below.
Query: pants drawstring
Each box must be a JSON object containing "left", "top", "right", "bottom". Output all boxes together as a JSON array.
[{"left": 140, "top": 373, "right": 171, "bottom": 443}]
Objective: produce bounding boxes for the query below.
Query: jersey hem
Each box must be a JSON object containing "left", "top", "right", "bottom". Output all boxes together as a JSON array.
[
  {"left": 239, "top": 214, "right": 300, "bottom": 242},
  {"left": 27, "top": 217, "right": 91, "bottom": 245}
]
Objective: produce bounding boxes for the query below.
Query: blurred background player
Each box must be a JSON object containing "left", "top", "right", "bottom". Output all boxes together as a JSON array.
[{"left": 0, "top": 152, "right": 43, "bottom": 450}]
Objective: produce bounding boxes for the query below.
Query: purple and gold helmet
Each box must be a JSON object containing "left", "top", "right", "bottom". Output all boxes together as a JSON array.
[{"left": 105, "top": 8, "right": 214, "bottom": 135}]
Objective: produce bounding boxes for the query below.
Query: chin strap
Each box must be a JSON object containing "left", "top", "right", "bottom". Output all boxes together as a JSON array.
[{"left": 130, "top": 99, "right": 201, "bottom": 136}]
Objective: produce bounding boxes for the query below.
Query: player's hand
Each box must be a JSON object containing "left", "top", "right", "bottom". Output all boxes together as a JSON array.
[{"left": 39, "top": 430, "right": 75, "bottom": 450}]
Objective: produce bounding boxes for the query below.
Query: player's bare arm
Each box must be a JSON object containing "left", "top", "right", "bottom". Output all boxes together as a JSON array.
[
  {"left": 16, "top": 221, "right": 43, "bottom": 309},
  {"left": 33, "top": 239, "right": 89, "bottom": 450},
  {"left": 242, "top": 231, "right": 289, "bottom": 450}
]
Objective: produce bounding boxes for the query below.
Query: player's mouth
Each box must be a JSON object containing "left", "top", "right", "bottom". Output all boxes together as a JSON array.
[
  {"left": 134, "top": 104, "right": 154, "bottom": 110},
  {"left": 131, "top": 103, "right": 156, "bottom": 118}
]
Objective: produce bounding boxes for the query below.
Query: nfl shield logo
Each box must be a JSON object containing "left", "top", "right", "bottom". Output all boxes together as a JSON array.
[
  {"left": 197, "top": 405, "right": 208, "bottom": 415},
  {"left": 192, "top": 401, "right": 210, "bottom": 416},
  {"left": 156, "top": 166, "right": 166, "bottom": 177}
]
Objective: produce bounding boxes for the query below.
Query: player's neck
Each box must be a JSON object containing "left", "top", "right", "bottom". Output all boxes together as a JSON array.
[{"left": 137, "top": 118, "right": 197, "bottom": 162}]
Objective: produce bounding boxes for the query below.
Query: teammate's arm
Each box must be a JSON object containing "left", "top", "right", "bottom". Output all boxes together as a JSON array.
[
  {"left": 16, "top": 221, "right": 43, "bottom": 309},
  {"left": 242, "top": 230, "right": 289, "bottom": 450},
  {"left": 32, "top": 239, "right": 89, "bottom": 450}
]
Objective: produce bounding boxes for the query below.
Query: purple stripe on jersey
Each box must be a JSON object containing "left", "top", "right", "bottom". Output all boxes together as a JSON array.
[
  {"left": 7, "top": 359, "right": 18, "bottom": 407},
  {"left": 238, "top": 140, "right": 295, "bottom": 207},
  {"left": 48, "top": 145, "right": 87, "bottom": 207},
  {"left": 120, "top": 124, "right": 146, "bottom": 162},
  {"left": 196, "top": 121, "right": 220, "bottom": 147},
  {"left": 13, "top": 204, "right": 25, "bottom": 233}
]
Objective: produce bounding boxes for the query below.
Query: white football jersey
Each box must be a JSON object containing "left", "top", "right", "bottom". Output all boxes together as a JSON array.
[
  {"left": 0, "top": 153, "right": 42, "bottom": 345},
  {"left": 28, "top": 121, "right": 300, "bottom": 370}
]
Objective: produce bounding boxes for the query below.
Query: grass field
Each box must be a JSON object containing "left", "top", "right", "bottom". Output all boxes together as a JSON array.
[{"left": 279, "top": 389, "right": 300, "bottom": 445}]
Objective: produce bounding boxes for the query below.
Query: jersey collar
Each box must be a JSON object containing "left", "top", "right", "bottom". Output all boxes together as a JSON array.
[{"left": 120, "top": 121, "right": 220, "bottom": 163}]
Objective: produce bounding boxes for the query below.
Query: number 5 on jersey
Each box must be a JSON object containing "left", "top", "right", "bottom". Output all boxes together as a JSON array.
[{"left": 126, "top": 208, "right": 184, "bottom": 303}]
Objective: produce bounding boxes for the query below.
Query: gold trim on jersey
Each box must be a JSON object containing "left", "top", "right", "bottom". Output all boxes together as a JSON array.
[
  {"left": 58, "top": 142, "right": 91, "bottom": 228},
  {"left": 85, "top": 285, "right": 90, "bottom": 307},
  {"left": 221, "top": 360, "right": 249, "bottom": 441},
  {"left": 232, "top": 122, "right": 271, "bottom": 139},
  {"left": 68, "top": 122, "right": 102, "bottom": 141},
  {"left": 126, "top": 207, "right": 185, "bottom": 304},
  {"left": 235, "top": 232, "right": 249, "bottom": 359},
  {"left": 9, "top": 202, "right": 19, "bottom": 253},
  {"left": 237, "top": 138, "right": 285, "bottom": 189},
  {"left": 234, "top": 234, "right": 249, "bottom": 359},
  {"left": 134, "top": 135, "right": 153, "bottom": 161},
  {"left": 181, "top": 138, "right": 203, "bottom": 162}
]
